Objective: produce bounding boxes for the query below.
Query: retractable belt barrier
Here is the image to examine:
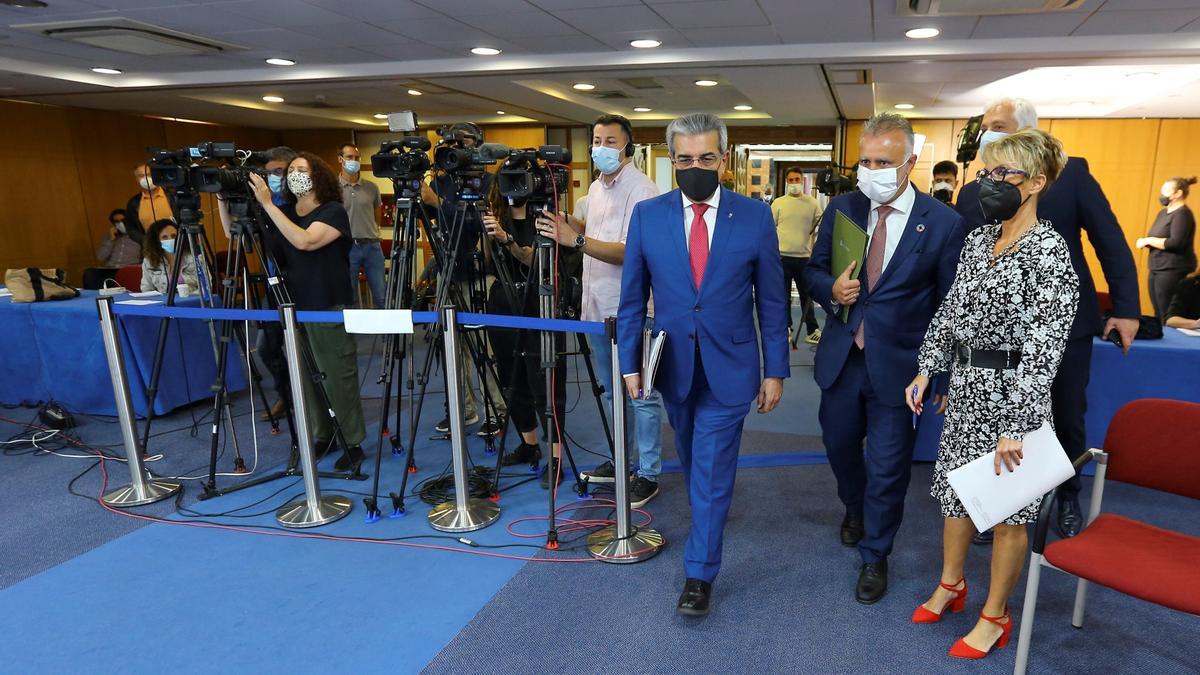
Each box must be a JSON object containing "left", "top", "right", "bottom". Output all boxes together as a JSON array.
[{"left": 100, "top": 298, "right": 666, "bottom": 559}]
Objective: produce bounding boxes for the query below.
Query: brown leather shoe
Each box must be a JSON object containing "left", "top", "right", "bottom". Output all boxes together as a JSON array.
[{"left": 258, "top": 398, "right": 288, "bottom": 422}]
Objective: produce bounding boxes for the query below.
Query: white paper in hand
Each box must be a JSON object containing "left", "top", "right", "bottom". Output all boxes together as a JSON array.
[
  {"left": 343, "top": 309, "right": 414, "bottom": 335},
  {"left": 946, "top": 421, "right": 1075, "bottom": 532}
]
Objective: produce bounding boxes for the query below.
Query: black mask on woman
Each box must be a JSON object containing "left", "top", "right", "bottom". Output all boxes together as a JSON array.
[
  {"left": 1159, "top": 195, "right": 1171, "bottom": 207},
  {"left": 978, "top": 177, "right": 1030, "bottom": 223},
  {"left": 675, "top": 167, "right": 720, "bottom": 202}
]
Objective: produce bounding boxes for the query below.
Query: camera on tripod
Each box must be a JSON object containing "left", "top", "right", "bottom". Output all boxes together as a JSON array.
[
  {"left": 148, "top": 142, "right": 265, "bottom": 198},
  {"left": 816, "top": 163, "right": 858, "bottom": 197},
  {"left": 496, "top": 145, "right": 572, "bottom": 215},
  {"left": 372, "top": 137, "right": 432, "bottom": 191}
]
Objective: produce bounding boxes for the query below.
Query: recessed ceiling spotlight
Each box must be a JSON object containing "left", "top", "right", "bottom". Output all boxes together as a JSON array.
[
  {"left": 894, "top": 103, "right": 915, "bottom": 110},
  {"left": 633, "top": 106, "right": 652, "bottom": 112},
  {"left": 1125, "top": 71, "right": 1158, "bottom": 79},
  {"left": 573, "top": 82, "right": 595, "bottom": 90},
  {"left": 694, "top": 79, "right": 718, "bottom": 87},
  {"left": 905, "top": 27, "right": 940, "bottom": 39},
  {"left": 734, "top": 105, "right": 753, "bottom": 111},
  {"left": 471, "top": 47, "right": 502, "bottom": 56},
  {"left": 373, "top": 113, "right": 388, "bottom": 119},
  {"left": 265, "top": 58, "right": 295, "bottom": 66},
  {"left": 496, "top": 110, "right": 506, "bottom": 115},
  {"left": 630, "top": 39, "right": 661, "bottom": 49},
  {"left": 407, "top": 89, "right": 422, "bottom": 96},
  {"left": 262, "top": 95, "right": 285, "bottom": 103},
  {"left": 91, "top": 67, "right": 122, "bottom": 75}
]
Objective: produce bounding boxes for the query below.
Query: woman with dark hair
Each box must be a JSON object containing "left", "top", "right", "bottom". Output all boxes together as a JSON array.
[
  {"left": 140, "top": 218, "right": 199, "bottom": 294},
  {"left": 218, "top": 151, "right": 367, "bottom": 471},
  {"left": 1164, "top": 267, "right": 1200, "bottom": 330},
  {"left": 1139, "top": 176, "right": 1198, "bottom": 320}
]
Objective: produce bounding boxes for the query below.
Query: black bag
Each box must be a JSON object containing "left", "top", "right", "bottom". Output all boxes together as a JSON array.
[{"left": 1098, "top": 312, "right": 1163, "bottom": 341}]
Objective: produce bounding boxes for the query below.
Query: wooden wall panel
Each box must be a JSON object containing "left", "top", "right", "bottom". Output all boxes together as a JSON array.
[
  {"left": 0, "top": 101, "right": 91, "bottom": 276},
  {"left": 281, "top": 129, "right": 354, "bottom": 171}
]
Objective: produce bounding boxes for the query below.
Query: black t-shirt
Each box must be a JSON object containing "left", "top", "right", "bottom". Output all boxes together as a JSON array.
[
  {"left": 1147, "top": 205, "right": 1197, "bottom": 272},
  {"left": 487, "top": 213, "right": 582, "bottom": 318},
  {"left": 265, "top": 201, "right": 352, "bottom": 310},
  {"left": 1166, "top": 276, "right": 1200, "bottom": 320},
  {"left": 433, "top": 172, "right": 493, "bottom": 281}
]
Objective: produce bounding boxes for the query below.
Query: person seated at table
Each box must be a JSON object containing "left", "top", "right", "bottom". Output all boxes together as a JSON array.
[
  {"left": 141, "top": 219, "right": 199, "bottom": 295},
  {"left": 83, "top": 209, "right": 142, "bottom": 289},
  {"left": 1164, "top": 268, "right": 1200, "bottom": 329},
  {"left": 906, "top": 128, "right": 1079, "bottom": 660},
  {"left": 219, "top": 151, "right": 368, "bottom": 473}
]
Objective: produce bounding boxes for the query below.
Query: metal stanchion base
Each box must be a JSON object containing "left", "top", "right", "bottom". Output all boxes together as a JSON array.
[
  {"left": 102, "top": 480, "right": 181, "bottom": 507},
  {"left": 428, "top": 498, "right": 500, "bottom": 532},
  {"left": 275, "top": 495, "right": 353, "bottom": 528},
  {"left": 588, "top": 525, "right": 666, "bottom": 563}
]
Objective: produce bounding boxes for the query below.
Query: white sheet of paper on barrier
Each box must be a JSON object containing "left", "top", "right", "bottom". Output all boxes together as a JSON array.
[
  {"left": 343, "top": 309, "right": 414, "bottom": 335},
  {"left": 115, "top": 299, "right": 162, "bottom": 305}
]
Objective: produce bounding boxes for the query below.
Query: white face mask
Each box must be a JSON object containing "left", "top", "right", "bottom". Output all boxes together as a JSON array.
[
  {"left": 978, "top": 130, "right": 1008, "bottom": 160},
  {"left": 932, "top": 181, "right": 955, "bottom": 193},
  {"left": 786, "top": 183, "right": 803, "bottom": 196},
  {"left": 114, "top": 221, "right": 126, "bottom": 234},
  {"left": 288, "top": 171, "right": 313, "bottom": 197},
  {"left": 857, "top": 161, "right": 908, "bottom": 204},
  {"left": 138, "top": 176, "right": 154, "bottom": 191}
]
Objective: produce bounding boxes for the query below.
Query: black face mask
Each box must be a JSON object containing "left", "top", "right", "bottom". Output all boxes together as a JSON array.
[
  {"left": 978, "top": 177, "right": 1030, "bottom": 223},
  {"left": 932, "top": 189, "right": 954, "bottom": 205},
  {"left": 675, "top": 167, "right": 720, "bottom": 203},
  {"left": 1159, "top": 195, "right": 1171, "bottom": 207}
]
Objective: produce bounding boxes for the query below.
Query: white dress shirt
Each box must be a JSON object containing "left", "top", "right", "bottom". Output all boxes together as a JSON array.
[
  {"left": 867, "top": 183, "right": 915, "bottom": 272},
  {"left": 682, "top": 187, "right": 721, "bottom": 250}
]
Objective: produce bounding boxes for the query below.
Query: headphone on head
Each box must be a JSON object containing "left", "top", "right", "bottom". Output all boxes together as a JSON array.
[{"left": 595, "top": 115, "right": 635, "bottom": 157}]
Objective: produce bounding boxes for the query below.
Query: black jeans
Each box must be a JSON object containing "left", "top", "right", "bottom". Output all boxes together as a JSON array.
[
  {"left": 1148, "top": 269, "right": 1188, "bottom": 321},
  {"left": 1053, "top": 336, "right": 1093, "bottom": 500},
  {"left": 487, "top": 284, "right": 566, "bottom": 437},
  {"left": 781, "top": 255, "right": 819, "bottom": 333}
]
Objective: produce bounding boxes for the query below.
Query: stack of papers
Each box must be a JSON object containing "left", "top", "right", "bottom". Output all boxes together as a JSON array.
[
  {"left": 1177, "top": 328, "right": 1200, "bottom": 337},
  {"left": 641, "top": 328, "right": 667, "bottom": 396}
]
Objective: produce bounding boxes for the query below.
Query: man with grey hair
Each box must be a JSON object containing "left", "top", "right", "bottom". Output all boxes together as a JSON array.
[
  {"left": 806, "top": 111, "right": 966, "bottom": 604},
  {"left": 618, "top": 112, "right": 789, "bottom": 616},
  {"left": 956, "top": 97, "right": 1140, "bottom": 542}
]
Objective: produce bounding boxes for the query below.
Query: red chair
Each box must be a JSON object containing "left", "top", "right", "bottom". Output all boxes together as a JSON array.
[
  {"left": 1096, "top": 290, "right": 1113, "bottom": 316},
  {"left": 1014, "top": 399, "right": 1200, "bottom": 674},
  {"left": 114, "top": 265, "right": 142, "bottom": 292}
]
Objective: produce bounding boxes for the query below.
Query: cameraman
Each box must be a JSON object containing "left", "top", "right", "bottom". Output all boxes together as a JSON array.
[
  {"left": 930, "top": 160, "right": 958, "bottom": 205},
  {"left": 256, "top": 146, "right": 298, "bottom": 422},
  {"left": 483, "top": 193, "right": 580, "bottom": 488},
  {"left": 217, "top": 152, "right": 368, "bottom": 472},
  {"left": 420, "top": 122, "right": 507, "bottom": 435},
  {"left": 536, "top": 114, "right": 665, "bottom": 508}
]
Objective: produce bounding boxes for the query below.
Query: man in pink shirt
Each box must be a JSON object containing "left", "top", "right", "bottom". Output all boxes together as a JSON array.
[{"left": 535, "top": 114, "right": 665, "bottom": 508}]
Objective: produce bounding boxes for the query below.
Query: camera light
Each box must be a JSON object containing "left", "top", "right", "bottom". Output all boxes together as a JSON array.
[
  {"left": 905, "top": 27, "right": 940, "bottom": 39},
  {"left": 262, "top": 95, "right": 285, "bottom": 103},
  {"left": 694, "top": 79, "right": 718, "bottom": 87},
  {"left": 573, "top": 83, "right": 595, "bottom": 90},
  {"left": 633, "top": 107, "right": 652, "bottom": 112},
  {"left": 630, "top": 39, "right": 661, "bottom": 49},
  {"left": 373, "top": 113, "right": 388, "bottom": 119},
  {"left": 91, "top": 67, "right": 122, "bottom": 75},
  {"left": 894, "top": 103, "right": 915, "bottom": 110},
  {"left": 407, "top": 89, "right": 422, "bottom": 96},
  {"left": 734, "top": 105, "right": 753, "bottom": 111},
  {"left": 265, "top": 58, "right": 295, "bottom": 66},
  {"left": 471, "top": 47, "right": 502, "bottom": 56}
]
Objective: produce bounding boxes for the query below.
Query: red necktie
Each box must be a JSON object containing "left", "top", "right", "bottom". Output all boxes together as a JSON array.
[
  {"left": 854, "top": 204, "right": 893, "bottom": 349},
  {"left": 689, "top": 202, "right": 711, "bottom": 287}
]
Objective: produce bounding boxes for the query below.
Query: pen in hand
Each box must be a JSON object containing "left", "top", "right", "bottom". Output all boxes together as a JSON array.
[{"left": 911, "top": 385, "right": 921, "bottom": 429}]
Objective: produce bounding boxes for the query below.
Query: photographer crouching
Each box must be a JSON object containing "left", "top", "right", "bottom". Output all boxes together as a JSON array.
[
  {"left": 483, "top": 192, "right": 581, "bottom": 489},
  {"left": 217, "top": 151, "right": 368, "bottom": 472}
]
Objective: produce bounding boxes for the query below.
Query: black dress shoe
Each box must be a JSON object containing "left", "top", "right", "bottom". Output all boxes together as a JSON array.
[
  {"left": 335, "top": 445, "right": 365, "bottom": 472},
  {"left": 840, "top": 511, "right": 864, "bottom": 547},
  {"left": 973, "top": 529, "right": 994, "bottom": 545},
  {"left": 856, "top": 560, "right": 888, "bottom": 605},
  {"left": 676, "top": 578, "right": 712, "bottom": 617},
  {"left": 1056, "top": 494, "right": 1083, "bottom": 538}
]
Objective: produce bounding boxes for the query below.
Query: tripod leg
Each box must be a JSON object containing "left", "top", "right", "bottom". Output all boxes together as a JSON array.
[{"left": 575, "top": 332, "right": 614, "bottom": 455}]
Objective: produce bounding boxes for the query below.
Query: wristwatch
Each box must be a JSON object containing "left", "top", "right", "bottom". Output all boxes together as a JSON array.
[{"left": 573, "top": 234, "right": 586, "bottom": 249}]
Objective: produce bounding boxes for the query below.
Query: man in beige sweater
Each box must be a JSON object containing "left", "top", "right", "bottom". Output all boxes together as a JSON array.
[{"left": 772, "top": 167, "right": 823, "bottom": 344}]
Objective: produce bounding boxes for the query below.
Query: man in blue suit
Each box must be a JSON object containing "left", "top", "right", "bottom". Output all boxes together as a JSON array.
[
  {"left": 619, "top": 112, "right": 789, "bottom": 617},
  {"left": 806, "top": 113, "right": 966, "bottom": 604},
  {"left": 955, "top": 97, "right": 1140, "bottom": 541}
]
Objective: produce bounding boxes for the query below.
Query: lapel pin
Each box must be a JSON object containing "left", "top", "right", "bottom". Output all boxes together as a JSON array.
[{"left": 916, "top": 223, "right": 926, "bottom": 233}]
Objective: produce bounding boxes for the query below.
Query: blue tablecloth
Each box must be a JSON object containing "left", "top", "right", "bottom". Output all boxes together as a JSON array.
[
  {"left": 0, "top": 290, "right": 247, "bottom": 417},
  {"left": 914, "top": 329, "right": 1200, "bottom": 462}
]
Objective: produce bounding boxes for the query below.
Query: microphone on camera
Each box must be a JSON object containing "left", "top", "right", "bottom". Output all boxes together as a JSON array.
[{"left": 478, "top": 143, "right": 512, "bottom": 162}]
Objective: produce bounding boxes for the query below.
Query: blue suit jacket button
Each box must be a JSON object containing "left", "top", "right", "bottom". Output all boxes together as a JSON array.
[{"left": 694, "top": 305, "right": 701, "bottom": 311}]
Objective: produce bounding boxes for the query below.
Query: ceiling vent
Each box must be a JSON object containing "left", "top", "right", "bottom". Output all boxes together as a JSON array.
[
  {"left": 13, "top": 18, "right": 244, "bottom": 56},
  {"left": 619, "top": 77, "right": 664, "bottom": 90},
  {"left": 590, "top": 90, "right": 630, "bottom": 99},
  {"left": 290, "top": 95, "right": 342, "bottom": 109},
  {"left": 828, "top": 68, "right": 872, "bottom": 85},
  {"left": 899, "top": 0, "right": 1085, "bottom": 16}
]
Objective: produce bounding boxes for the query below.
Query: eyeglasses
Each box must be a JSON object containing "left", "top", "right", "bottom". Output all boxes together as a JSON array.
[
  {"left": 976, "top": 167, "right": 1029, "bottom": 183},
  {"left": 671, "top": 153, "right": 722, "bottom": 169}
]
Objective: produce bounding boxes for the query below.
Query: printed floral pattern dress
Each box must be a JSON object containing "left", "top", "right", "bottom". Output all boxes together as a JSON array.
[{"left": 917, "top": 220, "right": 1079, "bottom": 524}]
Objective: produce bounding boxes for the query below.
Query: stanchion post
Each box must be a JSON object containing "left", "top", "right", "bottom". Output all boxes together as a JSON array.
[
  {"left": 428, "top": 305, "right": 500, "bottom": 532},
  {"left": 97, "top": 296, "right": 181, "bottom": 507},
  {"left": 275, "top": 304, "right": 352, "bottom": 528},
  {"left": 588, "top": 317, "right": 664, "bottom": 562}
]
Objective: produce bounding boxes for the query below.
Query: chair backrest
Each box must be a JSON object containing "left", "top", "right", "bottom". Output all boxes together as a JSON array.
[
  {"left": 380, "top": 239, "right": 393, "bottom": 259},
  {"left": 1103, "top": 399, "right": 1200, "bottom": 500},
  {"left": 1096, "top": 291, "right": 1113, "bottom": 315},
  {"left": 114, "top": 265, "right": 142, "bottom": 291}
]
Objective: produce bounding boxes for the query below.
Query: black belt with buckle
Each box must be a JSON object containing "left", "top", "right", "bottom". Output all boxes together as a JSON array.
[
  {"left": 353, "top": 238, "right": 379, "bottom": 244},
  {"left": 954, "top": 342, "right": 1021, "bottom": 370}
]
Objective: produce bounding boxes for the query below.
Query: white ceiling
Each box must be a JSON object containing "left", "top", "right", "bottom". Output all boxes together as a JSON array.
[{"left": 4, "top": 0, "right": 1200, "bottom": 128}]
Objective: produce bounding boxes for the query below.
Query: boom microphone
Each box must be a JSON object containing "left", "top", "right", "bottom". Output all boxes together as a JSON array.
[{"left": 478, "top": 143, "right": 513, "bottom": 162}]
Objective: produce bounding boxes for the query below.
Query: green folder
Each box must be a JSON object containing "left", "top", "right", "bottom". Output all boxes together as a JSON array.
[{"left": 831, "top": 210, "right": 868, "bottom": 322}]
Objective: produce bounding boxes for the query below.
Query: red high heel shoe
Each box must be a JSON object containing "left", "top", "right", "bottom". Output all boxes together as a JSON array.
[
  {"left": 911, "top": 578, "right": 967, "bottom": 623},
  {"left": 949, "top": 609, "right": 1013, "bottom": 659}
]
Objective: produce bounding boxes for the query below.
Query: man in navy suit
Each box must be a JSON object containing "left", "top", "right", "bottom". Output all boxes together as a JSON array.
[
  {"left": 806, "top": 113, "right": 966, "bottom": 604},
  {"left": 619, "top": 112, "right": 789, "bottom": 617},
  {"left": 955, "top": 97, "right": 1140, "bottom": 541}
]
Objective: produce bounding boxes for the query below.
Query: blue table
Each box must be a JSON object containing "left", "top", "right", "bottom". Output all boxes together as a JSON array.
[
  {"left": 914, "top": 329, "right": 1200, "bottom": 461},
  {"left": 0, "top": 290, "right": 247, "bottom": 417}
]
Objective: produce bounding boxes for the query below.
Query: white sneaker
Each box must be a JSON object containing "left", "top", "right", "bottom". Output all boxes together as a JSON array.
[{"left": 805, "top": 329, "right": 822, "bottom": 345}]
